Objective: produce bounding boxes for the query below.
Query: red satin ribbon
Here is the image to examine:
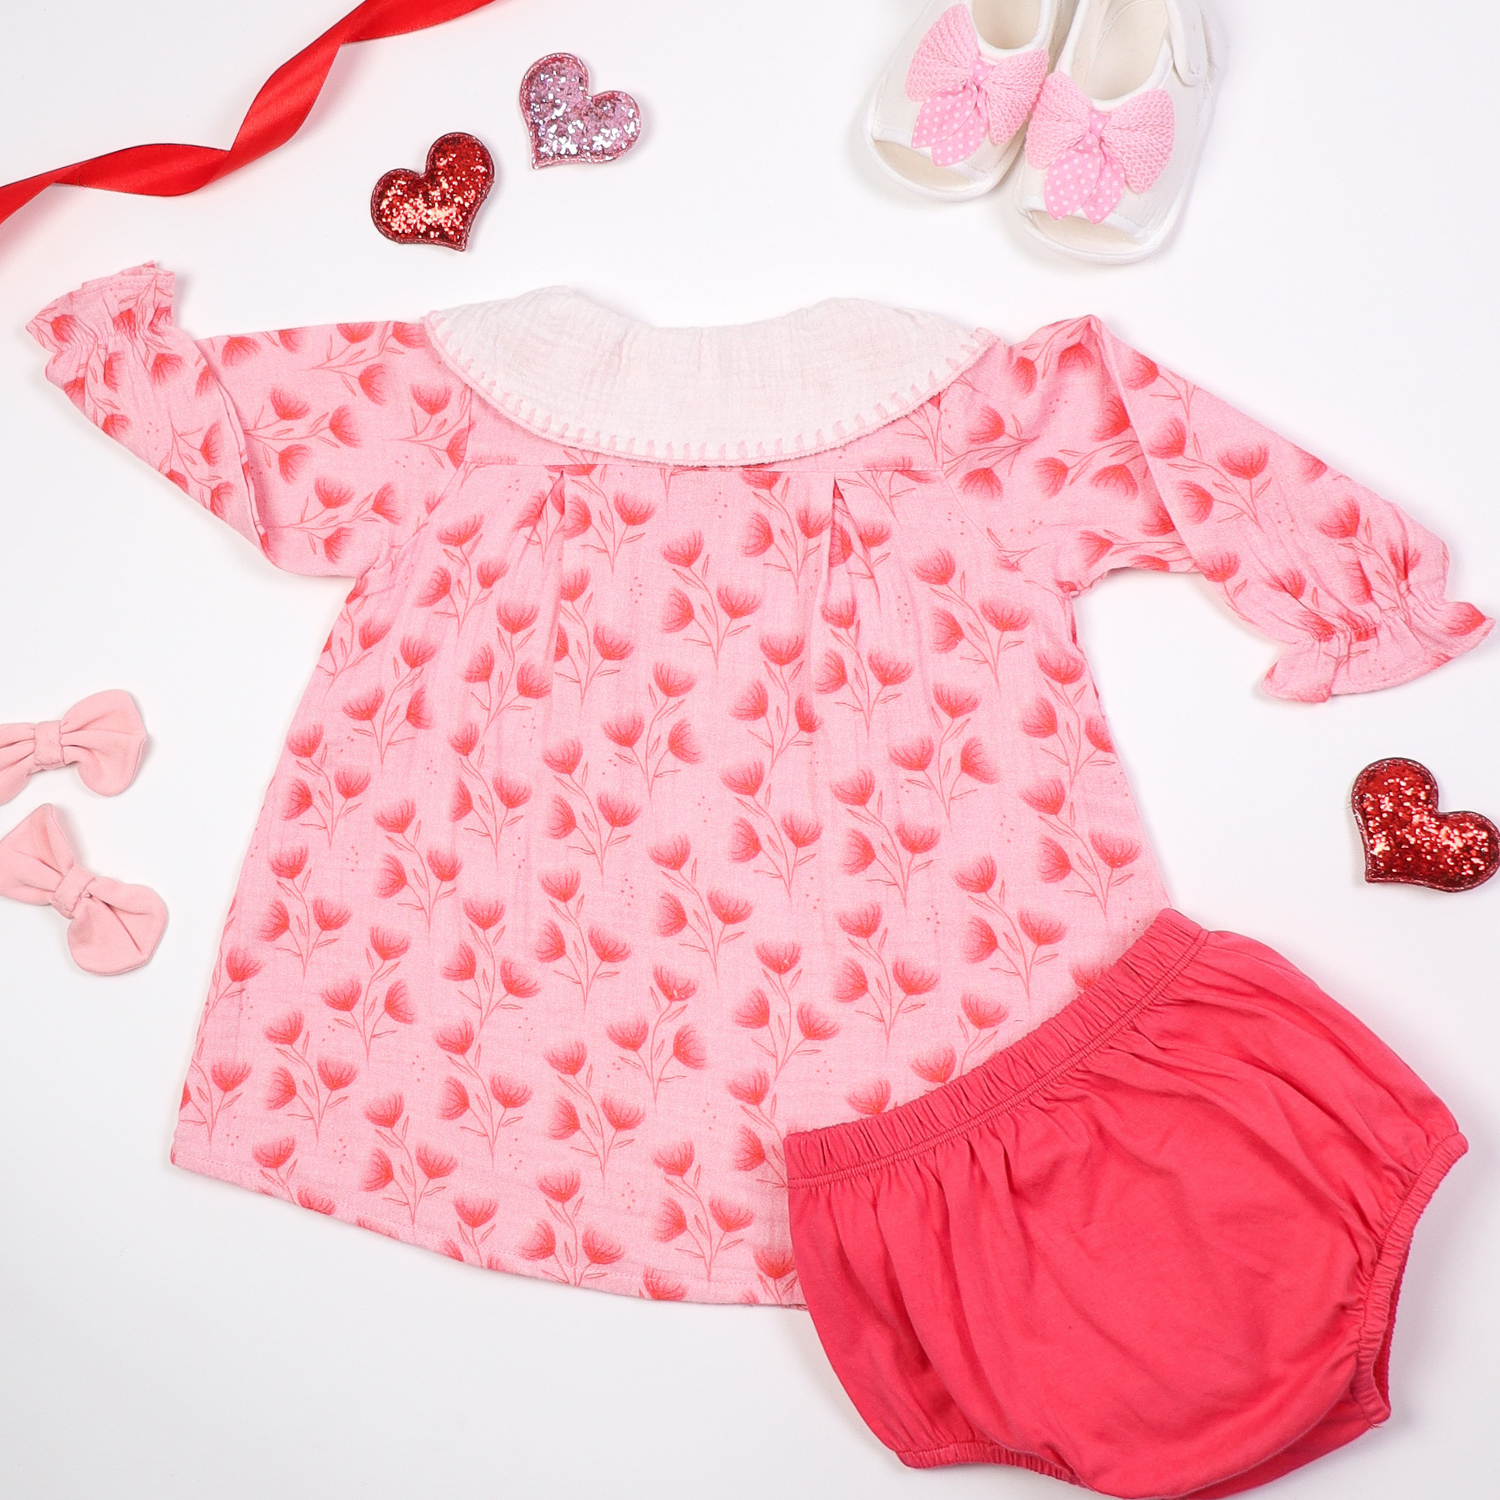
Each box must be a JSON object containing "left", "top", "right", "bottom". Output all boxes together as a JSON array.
[{"left": 0, "top": 0, "right": 504, "bottom": 229}]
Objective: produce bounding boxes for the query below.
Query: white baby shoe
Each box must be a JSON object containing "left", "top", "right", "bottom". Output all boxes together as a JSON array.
[
  {"left": 867, "top": 1, "right": 1075, "bottom": 201},
  {"left": 1013, "top": 0, "right": 1216, "bottom": 261}
]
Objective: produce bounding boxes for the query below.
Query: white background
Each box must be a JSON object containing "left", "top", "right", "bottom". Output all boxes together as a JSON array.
[{"left": 1, "top": 2, "right": 1496, "bottom": 1496}]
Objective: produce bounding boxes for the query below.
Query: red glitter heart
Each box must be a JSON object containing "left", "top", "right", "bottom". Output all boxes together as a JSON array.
[
  {"left": 520, "top": 53, "right": 642, "bottom": 168},
  {"left": 371, "top": 132, "right": 493, "bottom": 250},
  {"left": 1351, "top": 757, "right": 1499, "bottom": 892}
]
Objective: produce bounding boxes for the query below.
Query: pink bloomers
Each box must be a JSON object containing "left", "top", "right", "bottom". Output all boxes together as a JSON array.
[{"left": 786, "top": 911, "right": 1466, "bottom": 1498}]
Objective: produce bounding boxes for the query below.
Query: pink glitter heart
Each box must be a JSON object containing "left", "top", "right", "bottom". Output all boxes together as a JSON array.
[{"left": 520, "top": 53, "right": 642, "bottom": 168}]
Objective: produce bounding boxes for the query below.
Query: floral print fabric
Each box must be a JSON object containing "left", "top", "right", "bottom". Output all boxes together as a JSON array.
[{"left": 30, "top": 265, "right": 1489, "bottom": 1304}]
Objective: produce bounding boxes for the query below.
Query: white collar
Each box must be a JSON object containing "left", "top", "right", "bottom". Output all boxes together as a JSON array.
[{"left": 423, "top": 287, "right": 993, "bottom": 467}]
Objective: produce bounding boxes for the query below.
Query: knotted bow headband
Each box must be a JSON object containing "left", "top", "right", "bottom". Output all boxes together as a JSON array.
[
  {"left": 0, "top": 690, "right": 146, "bottom": 804},
  {"left": 906, "top": 5, "right": 1047, "bottom": 167},
  {"left": 1024, "top": 72, "right": 1175, "bottom": 223},
  {"left": 0, "top": 805, "right": 167, "bottom": 974}
]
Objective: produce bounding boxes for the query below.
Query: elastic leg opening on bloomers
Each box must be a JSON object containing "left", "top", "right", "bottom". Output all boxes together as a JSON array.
[{"left": 785, "top": 910, "right": 1467, "bottom": 1500}]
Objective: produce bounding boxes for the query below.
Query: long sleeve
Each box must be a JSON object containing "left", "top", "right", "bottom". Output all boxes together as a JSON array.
[
  {"left": 1043, "top": 317, "right": 1491, "bottom": 702},
  {"left": 29, "top": 263, "right": 466, "bottom": 578}
]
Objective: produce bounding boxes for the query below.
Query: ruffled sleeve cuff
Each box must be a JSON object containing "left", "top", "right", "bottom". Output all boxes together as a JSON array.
[
  {"left": 28, "top": 264, "right": 262, "bottom": 552},
  {"left": 1264, "top": 592, "right": 1492, "bottom": 703}
]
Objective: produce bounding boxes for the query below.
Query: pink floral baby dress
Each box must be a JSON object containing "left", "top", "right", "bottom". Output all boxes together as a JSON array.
[{"left": 30, "top": 265, "right": 1488, "bottom": 1303}]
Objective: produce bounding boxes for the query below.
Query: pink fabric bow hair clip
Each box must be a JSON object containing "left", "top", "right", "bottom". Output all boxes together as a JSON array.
[
  {"left": 1024, "top": 72, "right": 1175, "bottom": 222},
  {"left": 0, "top": 690, "right": 147, "bottom": 803},
  {"left": 906, "top": 5, "right": 1047, "bottom": 166},
  {"left": 0, "top": 804, "right": 167, "bottom": 974}
]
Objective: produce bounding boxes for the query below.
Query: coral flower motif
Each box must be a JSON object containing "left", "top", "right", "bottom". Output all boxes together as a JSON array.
[
  {"left": 837, "top": 903, "right": 883, "bottom": 939},
  {"left": 1220, "top": 444, "right": 1270, "bottom": 481},
  {"left": 539, "top": 868, "right": 582, "bottom": 903},
  {"left": 321, "top": 978, "right": 361, "bottom": 1013},
  {"left": 361, "top": 1150, "right": 396, "bottom": 1192},
  {"left": 672, "top": 1027, "right": 707, "bottom": 1069},
  {"left": 426, "top": 850, "right": 461, "bottom": 884},
  {"left": 1022, "top": 698, "right": 1058, "bottom": 738},
  {"left": 490, "top": 1076, "right": 532, "bottom": 1109},
  {"left": 954, "top": 854, "right": 997, "bottom": 893},
  {"left": 344, "top": 688, "right": 386, "bottom": 724},
  {"left": 729, "top": 819, "right": 762, "bottom": 863},
  {"left": 287, "top": 725, "right": 324, "bottom": 758},
  {"left": 960, "top": 738, "right": 999, "bottom": 783},
  {"left": 589, "top": 927, "right": 631, "bottom": 964},
  {"left": 597, "top": 793, "right": 639, "bottom": 830},
  {"left": 653, "top": 663, "right": 696, "bottom": 698},
  {"left": 270, "top": 846, "right": 309, "bottom": 880},
  {"left": 283, "top": 781, "right": 314, "bottom": 821},
  {"left": 454, "top": 1196, "right": 498, "bottom": 1229},
  {"left": 914, "top": 549, "right": 956, "bottom": 586},
  {"left": 654, "top": 967, "right": 697, "bottom": 1003},
  {"left": 559, "top": 566, "right": 591, "bottom": 603},
  {"left": 662, "top": 590, "right": 695, "bottom": 632},
  {"left": 911, "top": 1047, "right": 957, "bottom": 1085},
  {"left": 547, "top": 796, "right": 578, "bottom": 839},
  {"left": 375, "top": 801, "right": 416, "bottom": 834},
  {"left": 649, "top": 836, "right": 691, "bottom": 871},
  {"left": 932, "top": 610, "right": 965, "bottom": 653},
  {"left": 608, "top": 1017, "right": 650, "bottom": 1052},
  {"left": 365, "top": 1093, "right": 405, "bottom": 1128},
  {"left": 934, "top": 684, "right": 980, "bottom": 720},
  {"left": 210, "top": 1060, "right": 252, "bottom": 1093},
  {"left": 796, "top": 1005, "right": 839, "bottom": 1041},
  {"left": 317, "top": 1057, "right": 358, "bottom": 1091},
  {"left": 538, "top": 1169, "right": 582, "bottom": 1203},
  {"left": 780, "top": 813, "right": 822, "bottom": 849},
  {"left": 1090, "top": 833, "right": 1141, "bottom": 869},
  {"left": 415, "top": 1145, "right": 458, "bottom": 1180},
  {"left": 821, "top": 595, "right": 857, "bottom": 630},
  {"left": 521, "top": 1222, "right": 558, "bottom": 1260},
  {"left": 260, "top": 902, "right": 292, "bottom": 942},
  {"left": 1199, "top": 553, "right": 1240, "bottom": 584},
  {"left": 438, "top": 1078, "right": 470, "bottom": 1120},
  {"left": 265, "top": 1069, "right": 299, "bottom": 1110},
  {"left": 732, "top": 681, "right": 770, "bottom": 722},
  {"left": 654, "top": 894, "right": 689, "bottom": 937},
  {"left": 1038, "top": 838, "right": 1073, "bottom": 882},
  {"left": 707, "top": 890, "right": 752, "bottom": 925},
  {"left": 494, "top": 776, "right": 532, "bottom": 810},
  {"left": 733, "top": 990, "right": 772, "bottom": 1029},
  {"left": 1023, "top": 780, "right": 1068, "bottom": 817},
  {"left": 383, "top": 979, "right": 414, "bottom": 1025},
  {"left": 601, "top": 1096, "right": 645, "bottom": 1132},
  {"left": 642, "top": 1269, "right": 688, "bottom": 1301},
  {"left": 434, "top": 1019, "right": 476, "bottom": 1056},
  {"left": 1020, "top": 911, "right": 1067, "bottom": 946},
  {"left": 655, "top": 1199, "right": 690, "bottom": 1241},
  {"left": 895, "top": 821, "right": 940, "bottom": 855},
  {"left": 603, "top": 713, "right": 645, "bottom": 749},
  {"left": 253, "top": 1137, "right": 297, "bottom": 1171},
  {"left": 964, "top": 918, "right": 1000, "bottom": 963},
  {"left": 710, "top": 1199, "right": 754, "bottom": 1233},
  {"left": 369, "top": 927, "right": 410, "bottom": 961},
  {"left": 759, "top": 632, "right": 805, "bottom": 667},
  {"left": 961, "top": 993, "right": 1007, "bottom": 1030},
  {"left": 843, "top": 830, "right": 877, "bottom": 873},
  {"left": 814, "top": 651, "right": 849, "bottom": 693},
  {"left": 892, "top": 960, "right": 940, "bottom": 997},
  {"left": 754, "top": 1247, "right": 798, "bottom": 1282},
  {"left": 890, "top": 737, "right": 935, "bottom": 773},
  {"left": 500, "top": 960, "right": 540, "bottom": 998},
  {"left": 868, "top": 651, "right": 913, "bottom": 687},
  {"left": 654, "top": 1141, "right": 696, "bottom": 1177},
  {"left": 734, "top": 1129, "right": 768, "bottom": 1172},
  {"left": 661, "top": 532, "right": 704, "bottom": 567},
  {"left": 667, "top": 721, "right": 701, "bottom": 763},
  {"left": 514, "top": 663, "right": 551, "bottom": 699},
  {"left": 833, "top": 959, "right": 869, "bottom": 1002},
  {"left": 614, "top": 494, "right": 655, "bottom": 527},
  {"left": 535, "top": 919, "right": 569, "bottom": 962},
  {"left": 833, "top": 769, "right": 876, "bottom": 807},
  {"left": 847, "top": 1079, "right": 892, "bottom": 1116},
  {"left": 450, "top": 782, "right": 476, "bottom": 823},
  {"left": 1037, "top": 650, "right": 1086, "bottom": 685},
  {"left": 265, "top": 1010, "right": 305, "bottom": 1044},
  {"left": 546, "top": 1040, "right": 589, "bottom": 1076},
  {"left": 592, "top": 624, "right": 635, "bottom": 662},
  {"left": 742, "top": 513, "right": 775, "bottom": 557},
  {"left": 722, "top": 761, "right": 765, "bottom": 797},
  {"left": 717, "top": 586, "right": 761, "bottom": 619},
  {"left": 755, "top": 941, "right": 801, "bottom": 975},
  {"left": 726, "top": 1070, "right": 770, "bottom": 1106},
  {"left": 582, "top": 1229, "right": 625, "bottom": 1266},
  {"left": 981, "top": 600, "right": 1029, "bottom": 634},
  {"left": 1084, "top": 718, "right": 1114, "bottom": 754}
]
